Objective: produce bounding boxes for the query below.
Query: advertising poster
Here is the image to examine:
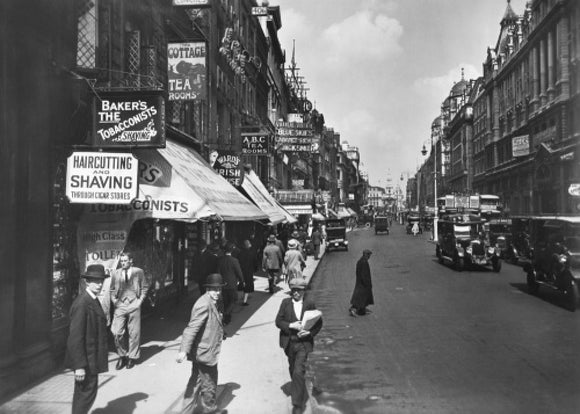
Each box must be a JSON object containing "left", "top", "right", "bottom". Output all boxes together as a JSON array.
[
  {"left": 66, "top": 152, "right": 139, "bottom": 204},
  {"left": 92, "top": 91, "right": 165, "bottom": 148},
  {"left": 209, "top": 149, "right": 241, "bottom": 186},
  {"left": 173, "top": 0, "right": 210, "bottom": 6},
  {"left": 275, "top": 121, "right": 313, "bottom": 152},
  {"left": 167, "top": 42, "right": 207, "bottom": 101},
  {"left": 512, "top": 135, "right": 530, "bottom": 157},
  {"left": 241, "top": 133, "right": 269, "bottom": 155}
]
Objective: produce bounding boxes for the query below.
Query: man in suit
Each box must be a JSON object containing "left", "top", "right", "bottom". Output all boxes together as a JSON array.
[
  {"left": 65, "top": 264, "right": 110, "bottom": 414},
  {"left": 110, "top": 252, "right": 148, "bottom": 369},
  {"left": 193, "top": 240, "right": 218, "bottom": 296},
  {"left": 217, "top": 243, "right": 244, "bottom": 325},
  {"left": 177, "top": 273, "right": 227, "bottom": 414},
  {"left": 275, "top": 279, "right": 323, "bottom": 414},
  {"left": 262, "top": 234, "right": 283, "bottom": 293}
]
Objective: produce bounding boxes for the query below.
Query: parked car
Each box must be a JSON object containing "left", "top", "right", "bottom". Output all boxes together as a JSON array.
[
  {"left": 436, "top": 214, "right": 502, "bottom": 272},
  {"left": 508, "top": 216, "right": 533, "bottom": 264},
  {"left": 374, "top": 216, "right": 390, "bottom": 235},
  {"left": 486, "top": 218, "right": 513, "bottom": 262},
  {"left": 523, "top": 216, "right": 580, "bottom": 311},
  {"left": 325, "top": 218, "right": 348, "bottom": 252}
]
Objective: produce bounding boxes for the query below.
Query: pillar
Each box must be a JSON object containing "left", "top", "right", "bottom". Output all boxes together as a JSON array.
[
  {"left": 539, "top": 38, "right": 547, "bottom": 105},
  {"left": 547, "top": 30, "right": 555, "bottom": 100}
]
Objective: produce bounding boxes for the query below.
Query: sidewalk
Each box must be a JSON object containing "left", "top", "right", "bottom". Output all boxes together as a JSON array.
[{"left": 0, "top": 244, "right": 328, "bottom": 414}]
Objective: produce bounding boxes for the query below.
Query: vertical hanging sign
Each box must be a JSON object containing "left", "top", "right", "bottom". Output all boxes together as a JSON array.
[{"left": 167, "top": 42, "right": 207, "bottom": 101}]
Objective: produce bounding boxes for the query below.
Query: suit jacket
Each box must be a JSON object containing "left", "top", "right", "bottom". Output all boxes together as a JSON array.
[
  {"left": 110, "top": 266, "right": 148, "bottom": 304},
  {"left": 262, "top": 244, "right": 283, "bottom": 270},
  {"left": 179, "top": 293, "right": 224, "bottom": 366},
  {"left": 65, "top": 291, "right": 109, "bottom": 375},
  {"left": 217, "top": 254, "right": 243, "bottom": 290},
  {"left": 275, "top": 297, "right": 322, "bottom": 352},
  {"left": 195, "top": 249, "right": 218, "bottom": 284}
]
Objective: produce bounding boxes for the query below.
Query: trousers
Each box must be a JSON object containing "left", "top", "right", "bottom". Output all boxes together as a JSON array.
[
  {"left": 71, "top": 374, "right": 98, "bottom": 414},
  {"left": 286, "top": 341, "right": 309, "bottom": 408},
  {"left": 182, "top": 361, "right": 219, "bottom": 414},
  {"left": 111, "top": 301, "right": 142, "bottom": 359}
]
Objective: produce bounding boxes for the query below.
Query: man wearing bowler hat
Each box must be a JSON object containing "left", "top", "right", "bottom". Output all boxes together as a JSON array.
[
  {"left": 275, "top": 279, "right": 323, "bottom": 414},
  {"left": 65, "top": 264, "right": 110, "bottom": 414},
  {"left": 177, "top": 273, "right": 227, "bottom": 414}
]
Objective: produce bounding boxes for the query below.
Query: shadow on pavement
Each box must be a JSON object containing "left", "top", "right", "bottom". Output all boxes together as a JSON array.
[
  {"left": 509, "top": 282, "right": 570, "bottom": 311},
  {"left": 216, "top": 382, "right": 241, "bottom": 410},
  {"left": 91, "top": 392, "right": 148, "bottom": 414}
]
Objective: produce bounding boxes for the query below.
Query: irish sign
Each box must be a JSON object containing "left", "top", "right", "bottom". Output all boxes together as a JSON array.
[
  {"left": 168, "top": 42, "right": 207, "bottom": 101},
  {"left": 241, "top": 133, "right": 269, "bottom": 155},
  {"left": 92, "top": 91, "right": 165, "bottom": 148},
  {"left": 66, "top": 152, "right": 139, "bottom": 204},
  {"left": 209, "top": 150, "right": 241, "bottom": 186}
]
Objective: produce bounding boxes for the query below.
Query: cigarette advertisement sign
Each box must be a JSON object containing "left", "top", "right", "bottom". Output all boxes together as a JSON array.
[
  {"left": 275, "top": 121, "right": 313, "bottom": 152},
  {"left": 172, "top": 0, "right": 210, "bottom": 6},
  {"left": 66, "top": 152, "right": 139, "bottom": 204},
  {"left": 241, "top": 133, "right": 269, "bottom": 155},
  {"left": 168, "top": 42, "right": 207, "bottom": 101},
  {"left": 93, "top": 91, "right": 165, "bottom": 148},
  {"left": 512, "top": 135, "right": 530, "bottom": 157},
  {"left": 209, "top": 150, "right": 241, "bottom": 186}
]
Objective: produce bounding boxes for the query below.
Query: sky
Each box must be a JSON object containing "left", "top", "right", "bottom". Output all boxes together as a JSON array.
[{"left": 272, "top": 0, "right": 528, "bottom": 188}]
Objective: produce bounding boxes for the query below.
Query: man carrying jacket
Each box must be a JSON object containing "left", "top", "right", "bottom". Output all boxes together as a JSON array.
[{"left": 177, "top": 273, "right": 227, "bottom": 414}]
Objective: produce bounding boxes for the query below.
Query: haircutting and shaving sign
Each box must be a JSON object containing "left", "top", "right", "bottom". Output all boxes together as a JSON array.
[
  {"left": 168, "top": 42, "right": 207, "bottom": 101},
  {"left": 92, "top": 91, "right": 165, "bottom": 148},
  {"left": 66, "top": 152, "right": 139, "bottom": 204},
  {"left": 241, "top": 133, "right": 269, "bottom": 155}
]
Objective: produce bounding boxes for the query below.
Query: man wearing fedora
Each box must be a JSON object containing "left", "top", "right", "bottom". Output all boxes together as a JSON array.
[
  {"left": 65, "top": 264, "right": 110, "bottom": 414},
  {"left": 262, "top": 234, "right": 283, "bottom": 293},
  {"left": 275, "top": 279, "right": 323, "bottom": 414},
  {"left": 177, "top": 273, "right": 227, "bottom": 414},
  {"left": 110, "top": 251, "right": 148, "bottom": 370}
]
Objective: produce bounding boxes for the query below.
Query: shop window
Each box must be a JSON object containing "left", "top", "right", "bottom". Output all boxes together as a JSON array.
[{"left": 76, "top": 0, "right": 98, "bottom": 69}]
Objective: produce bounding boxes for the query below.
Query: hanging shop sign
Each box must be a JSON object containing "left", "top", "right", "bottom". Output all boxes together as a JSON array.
[
  {"left": 172, "top": 0, "right": 210, "bottom": 6},
  {"left": 167, "top": 42, "right": 207, "bottom": 101},
  {"left": 275, "top": 121, "right": 313, "bottom": 152},
  {"left": 66, "top": 152, "right": 139, "bottom": 204},
  {"left": 92, "top": 91, "right": 165, "bottom": 148},
  {"left": 251, "top": 6, "right": 269, "bottom": 16},
  {"left": 512, "top": 135, "right": 530, "bottom": 157},
  {"left": 241, "top": 133, "right": 269, "bottom": 155},
  {"left": 209, "top": 149, "right": 241, "bottom": 186}
]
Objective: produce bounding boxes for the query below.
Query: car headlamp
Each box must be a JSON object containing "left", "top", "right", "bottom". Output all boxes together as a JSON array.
[{"left": 466, "top": 246, "right": 472, "bottom": 254}]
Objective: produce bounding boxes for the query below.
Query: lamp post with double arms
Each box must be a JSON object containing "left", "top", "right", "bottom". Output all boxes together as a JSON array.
[{"left": 421, "top": 138, "right": 438, "bottom": 242}]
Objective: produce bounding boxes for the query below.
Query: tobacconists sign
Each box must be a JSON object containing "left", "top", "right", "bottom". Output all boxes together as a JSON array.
[
  {"left": 92, "top": 91, "right": 165, "bottom": 148},
  {"left": 66, "top": 152, "right": 139, "bottom": 204},
  {"left": 241, "top": 133, "right": 269, "bottom": 155}
]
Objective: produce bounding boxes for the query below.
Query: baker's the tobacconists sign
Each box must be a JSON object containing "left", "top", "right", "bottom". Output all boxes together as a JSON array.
[
  {"left": 92, "top": 91, "right": 165, "bottom": 148},
  {"left": 66, "top": 152, "right": 139, "bottom": 204}
]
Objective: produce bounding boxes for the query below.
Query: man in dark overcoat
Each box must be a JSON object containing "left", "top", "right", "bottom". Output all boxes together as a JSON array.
[
  {"left": 349, "top": 249, "right": 374, "bottom": 316},
  {"left": 275, "top": 279, "right": 323, "bottom": 414},
  {"left": 237, "top": 239, "right": 258, "bottom": 305},
  {"left": 217, "top": 243, "right": 244, "bottom": 324},
  {"left": 65, "top": 264, "right": 110, "bottom": 414},
  {"left": 194, "top": 240, "right": 218, "bottom": 296}
]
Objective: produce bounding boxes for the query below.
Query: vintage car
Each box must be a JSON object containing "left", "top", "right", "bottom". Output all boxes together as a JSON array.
[
  {"left": 524, "top": 216, "right": 580, "bottom": 311},
  {"left": 486, "top": 218, "right": 514, "bottom": 262},
  {"left": 507, "top": 216, "right": 533, "bottom": 264},
  {"left": 374, "top": 216, "right": 390, "bottom": 235},
  {"left": 436, "top": 214, "right": 502, "bottom": 272},
  {"left": 325, "top": 218, "right": 349, "bottom": 252},
  {"left": 406, "top": 216, "right": 422, "bottom": 235}
]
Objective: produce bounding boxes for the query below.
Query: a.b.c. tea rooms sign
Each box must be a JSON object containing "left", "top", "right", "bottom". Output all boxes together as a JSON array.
[
  {"left": 66, "top": 152, "right": 139, "bottom": 204},
  {"left": 92, "top": 91, "right": 165, "bottom": 148}
]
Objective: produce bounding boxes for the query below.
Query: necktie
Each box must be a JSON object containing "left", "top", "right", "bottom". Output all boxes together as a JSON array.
[{"left": 124, "top": 269, "right": 129, "bottom": 284}]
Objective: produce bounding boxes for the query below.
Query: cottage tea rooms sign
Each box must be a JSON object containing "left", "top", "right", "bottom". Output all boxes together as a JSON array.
[{"left": 66, "top": 152, "right": 139, "bottom": 204}]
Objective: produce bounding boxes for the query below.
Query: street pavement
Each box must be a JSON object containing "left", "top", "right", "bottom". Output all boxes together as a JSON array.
[{"left": 0, "top": 240, "right": 335, "bottom": 414}]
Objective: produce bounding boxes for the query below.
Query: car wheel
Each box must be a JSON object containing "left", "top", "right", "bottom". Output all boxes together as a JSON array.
[
  {"left": 526, "top": 271, "right": 539, "bottom": 294},
  {"left": 564, "top": 275, "right": 578, "bottom": 312},
  {"left": 492, "top": 258, "right": 502, "bottom": 273},
  {"left": 345, "top": 245, "right": 349, "bottom": 251}
]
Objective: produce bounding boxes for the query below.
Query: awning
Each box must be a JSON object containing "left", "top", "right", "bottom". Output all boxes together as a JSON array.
[
  {"left": 133, "top": 140, "right": 268, "bottom": 222},
  {"left": 240, "top": 170, "right": 286, "bottom": 225},
  {"left": 282, "top": 204, "right": 313, "bottom": 216},
  {"left": 275, "top": 199, "right": 298, "bottom": 224},
  {"left": 347, "top": 208, "right": 358, "bottom": 217}
]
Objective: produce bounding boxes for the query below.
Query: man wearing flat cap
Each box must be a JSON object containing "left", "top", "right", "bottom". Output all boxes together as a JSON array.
[
  {"left": 275, "top": 279, "right": 323, "bottom": 414},
  {"left": 65, "top": 264, "right": 110, "bottom": 414},
  {"left": 262, "top": 234, "right": 283, "bottom": 293},
  {"left": 177, "top": 273, "right": 227, "bottom": 414},
  {"left": 349, "top": 249, "right": 374, "bottom": 317}
]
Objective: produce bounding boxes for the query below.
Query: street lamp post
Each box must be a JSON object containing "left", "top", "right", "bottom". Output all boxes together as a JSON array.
[{"left": 422, "top": 138, "right": 438, "bottom": 242}]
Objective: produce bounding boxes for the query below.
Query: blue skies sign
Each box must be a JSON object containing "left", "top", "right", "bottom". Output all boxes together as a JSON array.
[
  {"left": 167, "top": 42, "right": 207, "bottom": 101},
  {"left": 92, "top": 91, "right": 165, "bottom": 148}
]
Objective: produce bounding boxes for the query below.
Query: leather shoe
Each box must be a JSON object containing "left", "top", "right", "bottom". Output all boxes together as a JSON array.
[
  {"left": 291, "top": 405, "right": 303, "bottom": 414},
  {"left": 115, "top": 357, "right": 127, "bottom": 370},
  {"left": 126, "top": 359, "right": 136, "bottom": 369}
]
